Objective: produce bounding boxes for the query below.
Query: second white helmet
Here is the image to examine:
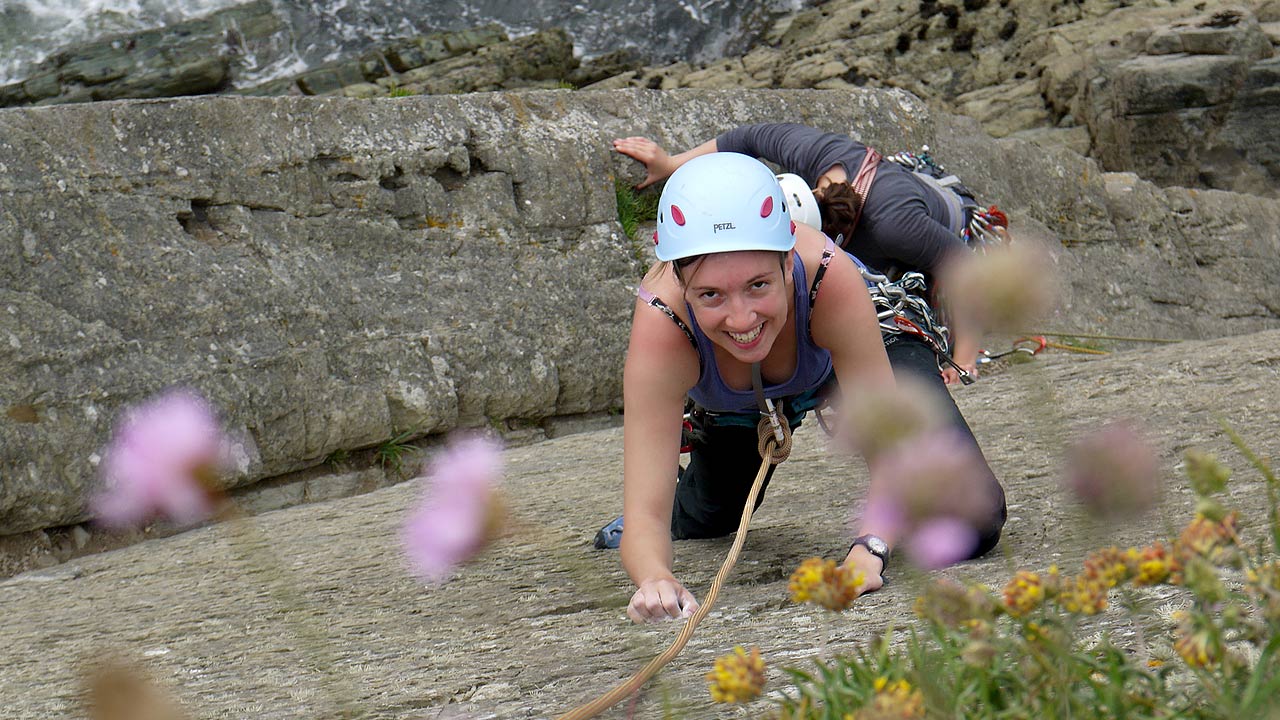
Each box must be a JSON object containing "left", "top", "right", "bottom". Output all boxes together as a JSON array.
[{"left": 775, "top": 173, "right": 822, "bottom": 231}]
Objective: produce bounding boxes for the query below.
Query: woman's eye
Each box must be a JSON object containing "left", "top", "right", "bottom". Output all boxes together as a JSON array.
[{"left": 751, "top": 281, "right": 769, "bottom": 290}]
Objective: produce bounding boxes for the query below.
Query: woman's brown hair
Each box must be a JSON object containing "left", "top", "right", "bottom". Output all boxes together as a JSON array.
[{"left": 817, "top": 181, "right": 864, "bottom": 249}]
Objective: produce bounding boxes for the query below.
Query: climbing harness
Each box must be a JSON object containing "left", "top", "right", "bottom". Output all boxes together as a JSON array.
[
  {"left": 885, "top": 145, "right": 1009, "bottom": 253},
  {"left": 557, "top": 371, "right": 792, "bottom": 720},
  {"left": 847, "top": 147, "right": 883, "bottom": 232}
]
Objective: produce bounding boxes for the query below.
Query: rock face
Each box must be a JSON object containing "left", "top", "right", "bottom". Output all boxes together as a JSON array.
[
  {"left": 0, "top": 1, "right": 588, "bottom": 107},
  {"left": 591, "top": 0, "right": 1280, "bottom": 196},
  {"left": 1, "top": 88, "right": 1278, "bottom": 557},
  {"left": 0, "top": 329, "right": 1277, "bottom": 719},
  {"left": 3, "top": 0, "right": 1278, "bottom": 195},
  {"left": 0, "top": 0, "right": 285, "bottom": 107}
]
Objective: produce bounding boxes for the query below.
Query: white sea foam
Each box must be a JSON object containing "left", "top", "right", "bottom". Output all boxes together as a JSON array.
[{"left": 1, "top": 0, "right": 816, "bottom": 88}]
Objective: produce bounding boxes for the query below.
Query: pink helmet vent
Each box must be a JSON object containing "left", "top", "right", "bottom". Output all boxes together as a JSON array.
[
  {"left": 670, "top": 205, "right": 686, "bottom": 226},
  {"left": 652, "top": 230, "right": 659, "bottom": 245},
  {"left": 760, "top": 196, "right": 773, "bottom": 218},
  {"left": 790, "top": 220, "right": 797, "bottom": 235}
]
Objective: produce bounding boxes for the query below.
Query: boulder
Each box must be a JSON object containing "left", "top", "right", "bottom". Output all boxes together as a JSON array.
[{"left": 0, "top": 0, "right": 283, "bottom": 108}]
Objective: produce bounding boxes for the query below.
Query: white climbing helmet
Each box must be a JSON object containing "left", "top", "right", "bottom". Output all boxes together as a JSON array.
[
  {"left": 653, "top": 152, "right": 797, "bottom": 262},
  {"left": 775, "top": 173, "right": 822, "bottom": 230}
]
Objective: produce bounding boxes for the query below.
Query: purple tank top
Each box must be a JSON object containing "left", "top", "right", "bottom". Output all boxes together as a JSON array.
[{"left": 686, "top": 252, "right": 833, "bottom": 414}]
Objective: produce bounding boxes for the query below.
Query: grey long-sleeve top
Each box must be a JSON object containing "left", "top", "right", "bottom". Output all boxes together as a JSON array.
[{"left": 716, "top": 123, "right": 966, "bottom": 278}]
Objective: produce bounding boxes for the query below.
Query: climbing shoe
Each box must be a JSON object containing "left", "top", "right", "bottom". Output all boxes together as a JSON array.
[{"left": 593, "top": 514, "right": 624, "bottom": 549}]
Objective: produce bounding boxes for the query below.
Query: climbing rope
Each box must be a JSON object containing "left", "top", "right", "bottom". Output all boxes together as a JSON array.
[
  {"left": 982, "top": 331, "right": 1186, "bottom": 360},
  {"left": 555, "top": 411, "right": 792, "bottom": 720},
  {"left": 1044, "top": 339, "right": 1109, "bottom": 355},
  {"left": 1028, "top": 331, "right": 1183, "bottom": 345}
]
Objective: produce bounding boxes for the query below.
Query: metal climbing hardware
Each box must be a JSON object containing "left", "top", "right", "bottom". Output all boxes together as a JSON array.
[
  {"left": 857, "top": 264, "right": 974, "bottom": 385},
  {"left": 886, "top": 146, "right": 1009, "bottom": 253},
  {"left": 977, "top": 336, "right": 1047, "bottom": 365}
]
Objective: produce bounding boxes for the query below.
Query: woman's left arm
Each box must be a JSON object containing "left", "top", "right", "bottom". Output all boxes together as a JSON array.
[{"left": 806, "top": 239, "right": 898, "bottom": 592}]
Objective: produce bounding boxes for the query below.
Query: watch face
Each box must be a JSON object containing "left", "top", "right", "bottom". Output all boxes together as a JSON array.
[{"left": 864, "top": 536, "right": 889, "bottom": 556}]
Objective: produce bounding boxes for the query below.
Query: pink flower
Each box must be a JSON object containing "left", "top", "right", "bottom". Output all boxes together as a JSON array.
[
  {"left": 92, "top": 388, "right": 227, "bottom": 529},
  {"left": 904, "top": 518, "right": 979, "bottom": 570},
  {"left": 941, "top": 238, "right": 1058, "bottom": 334},
  {"left": 867, "top": 429, "right": 996, "bottom": 532},
  {"left": 840, "top": 374, "right": 949, "bottom": 463},
  {"left": 857, "top": 429, "right": 997, "bottom": 570},
  {"left": 1065, "top": 421, "right": 1162, "bottom": 518},
  {"left": 401, "top": 433, "right": 506, "bottom": 584}
]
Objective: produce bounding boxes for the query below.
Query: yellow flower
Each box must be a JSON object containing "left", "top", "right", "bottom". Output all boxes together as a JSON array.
[
  {"left": 1002, "top": 570, "right": 1046, "bottom": 618},
  {"left": 1172, "top": 612, "right": 1221, "bottom": 669},
  {"left": 1081, "top": 546, "right": 1134, "bottom": 588},
  {"left": 1058, "top": 575, "right": 1108, "bottom": 615},
  {"left": 915, "top": 579, "right": 996, "bottom": 628},
  {"left": 789, "top": 557, "right": 865, "bottom": 612},
  {"left": 1133, "top": 543, "right": 1173, "bottom": 586},
  {"left": 854, "top": 676, "right": 925, "bottom": 720},
  {"left": 1175, "top": 512, "right": 1239, "bottom": 566},
  {"left": 706, "top": 646, "right": 766, "bottom": 704},
  {"left": 1246, "top": 561, "right": 1280, "bottom": 621}
]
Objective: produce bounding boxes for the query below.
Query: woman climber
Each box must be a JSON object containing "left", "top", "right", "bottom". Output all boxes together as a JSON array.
[{"left": 602, "top": 151, "right": 1006, "bottom": 624}]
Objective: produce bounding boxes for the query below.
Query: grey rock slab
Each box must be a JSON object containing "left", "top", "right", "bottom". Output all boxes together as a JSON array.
[{"left": 1, "top": 330, "right": 1278, "bottom": 718}]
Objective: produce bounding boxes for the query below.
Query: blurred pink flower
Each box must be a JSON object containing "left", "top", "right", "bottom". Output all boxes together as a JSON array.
[
  {"left": 840, "top": 374, "right": 949, "bottom": 463},
  {"left": 941, "top": 238, "right": 1058, "bottom": 334},
  {"left": 402, "top": 434, "right": 506, "bottom": 584},
  {"left": 904, "top": 518, "right": 979, "bottom": 570},
  {"left": 92, "top": 388, "right": 227, "bottom": 529},
  {"left": 857, "top": 429, "right": 997, "bottom": 570},
  {"left": 1065, "top": 421, "right": 1162, "bottom": 518}
]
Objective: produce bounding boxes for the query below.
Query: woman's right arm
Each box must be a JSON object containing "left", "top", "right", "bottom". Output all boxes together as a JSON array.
[{"left": 620, "top": 290, "right": 702, "bottom": 622}]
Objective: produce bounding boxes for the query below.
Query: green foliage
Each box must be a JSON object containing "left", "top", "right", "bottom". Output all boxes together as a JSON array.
[
  {"left": 774, "top": 433, "right": 1280, "bottom": 720},
  {"left": 386, "top": 81, "right": 415, "bottom": 97},
  {"left": 376, "top": 428, "right": 417, "bottom": 475},
  {"left": 323, "top": 448, "right": 350, "bottom": 468},
  {"left": 615, "top": 178, "right": 659, "bottom": 242}
]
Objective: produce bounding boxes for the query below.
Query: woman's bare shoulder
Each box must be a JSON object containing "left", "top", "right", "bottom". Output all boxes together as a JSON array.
[
  {"left": 793, "top": 226, "right": 834, "bottom": 287},
  {"left": 639, "top": 263, "right": 690, "bottom": 320}
]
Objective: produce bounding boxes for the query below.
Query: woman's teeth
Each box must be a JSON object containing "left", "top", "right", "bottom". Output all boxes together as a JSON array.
[{"left": 728, "top": 325, "right": 762, "bottom": 344}]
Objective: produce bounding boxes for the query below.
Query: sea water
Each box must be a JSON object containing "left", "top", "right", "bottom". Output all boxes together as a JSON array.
[{"left": 0, "top": 0, "right": 810, "bottom": 86}]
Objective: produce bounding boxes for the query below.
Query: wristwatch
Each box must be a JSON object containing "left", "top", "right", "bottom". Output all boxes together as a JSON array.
[{"left": 851, "top": 534, "right": 891, "bottom": 572}]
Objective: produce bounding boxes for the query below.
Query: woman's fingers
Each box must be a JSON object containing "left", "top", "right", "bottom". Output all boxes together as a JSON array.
[
  {"left": 628, "top": 579, "right": 699, "bottom": 623},
  {"left": 612, "top": 137, "right": 669, "bottom": 189},
  {"left": 612, "top": 136, "right": 659, "bottom": 162}
]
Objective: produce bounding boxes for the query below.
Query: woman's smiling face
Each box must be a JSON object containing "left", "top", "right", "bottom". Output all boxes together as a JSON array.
[{"left": 680, "top": 250, "right": 793, "bottom": 365}]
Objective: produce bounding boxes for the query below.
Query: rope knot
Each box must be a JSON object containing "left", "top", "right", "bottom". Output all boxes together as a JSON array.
[{"left": 756, "top": 403, "right": 793, "bottom": 464}]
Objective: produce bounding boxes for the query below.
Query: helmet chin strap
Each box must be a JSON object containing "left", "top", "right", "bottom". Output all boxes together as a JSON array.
[{"left": 751, "top": 362, "right": 786, "bottom": 446}]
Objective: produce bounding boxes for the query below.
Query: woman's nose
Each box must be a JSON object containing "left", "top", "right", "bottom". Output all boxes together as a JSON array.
[{"left": 725, "top": 297, "right": 757, "bottom": 329}]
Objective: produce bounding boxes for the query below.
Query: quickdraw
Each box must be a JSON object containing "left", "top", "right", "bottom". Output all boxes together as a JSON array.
[
  {"left": 857, "top": 265, "right": 973, "bottom": 385},
  {"left": 977, "top": 335, "right": 1047, "bottom": 365}
]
